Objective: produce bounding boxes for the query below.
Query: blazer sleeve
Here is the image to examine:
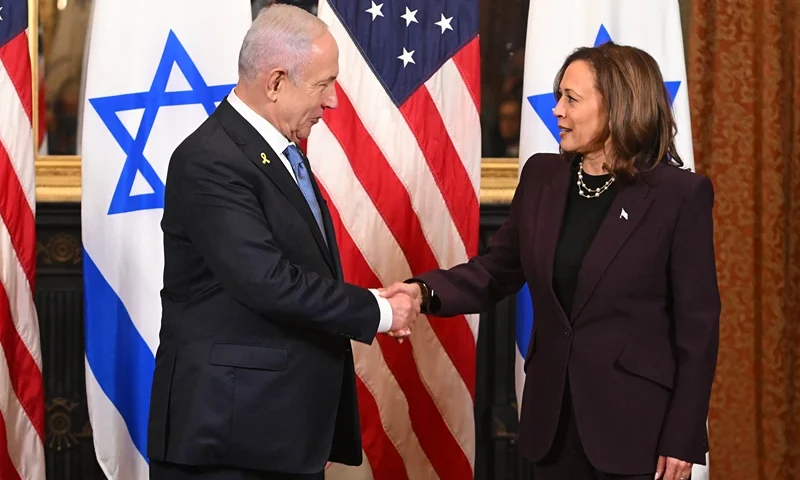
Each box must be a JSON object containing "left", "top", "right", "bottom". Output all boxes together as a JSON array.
[
  {"left": 414, "top": 161, "right": 531, "bottom": 317},
  {"left": 657, "top": 175, "right": 721, "bottom": 464},
  {"left": 171, "top": 145, "right": 380, "bottom": 344}
]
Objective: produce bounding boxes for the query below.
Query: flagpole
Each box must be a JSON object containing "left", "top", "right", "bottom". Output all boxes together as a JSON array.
[{"left": 28, "top": 0, "right": 39, "bottom": 158}]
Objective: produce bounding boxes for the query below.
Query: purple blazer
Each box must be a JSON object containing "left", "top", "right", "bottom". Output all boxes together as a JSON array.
[{"left": 417, "top": 153, "right": 720, "bottom": 474}]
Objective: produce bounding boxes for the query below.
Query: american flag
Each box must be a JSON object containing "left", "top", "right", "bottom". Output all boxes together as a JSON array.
[
  {"left": 307, "top": 0, "right": 480, "bottom": 478},
  {"left": 0, "top": 0, "right": 47, "bottom": 479}
]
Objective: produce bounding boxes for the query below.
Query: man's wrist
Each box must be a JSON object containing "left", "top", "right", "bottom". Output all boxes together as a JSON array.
[{"left": 369, "top": 289, "right": 393, "bottom": 333}]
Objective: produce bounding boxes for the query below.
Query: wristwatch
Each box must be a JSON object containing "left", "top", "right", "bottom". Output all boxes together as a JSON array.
[{"left": 404, "top": 279, "right": 435, "bottom": 314}]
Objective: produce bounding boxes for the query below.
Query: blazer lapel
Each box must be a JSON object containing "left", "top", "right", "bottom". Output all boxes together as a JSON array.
[
  {"left": 215, "top": 100, "right": 336, "bottom": 273},
  {"left": 532, "top": 162, "right": 572, "bottom": 328},
  {"left": 570, "top": 178, "right": 653, "bottom": 322}
]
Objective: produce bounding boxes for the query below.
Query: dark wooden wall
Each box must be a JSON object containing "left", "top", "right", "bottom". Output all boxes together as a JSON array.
[
  {"left": 34, "top": 202, "right": 532, "bottom": 480},
  {"left": 36, "top": 203, "right": 105, "bottom": 480}
]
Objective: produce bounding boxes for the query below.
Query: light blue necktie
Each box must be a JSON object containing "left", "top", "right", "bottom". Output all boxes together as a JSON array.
[{"left": 284, "top": 144, "right": 328, "bottom": 246}]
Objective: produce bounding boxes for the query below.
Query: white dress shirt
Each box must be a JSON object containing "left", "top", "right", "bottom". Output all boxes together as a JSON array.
[{"left": 227, "top": 89, "right": 393, "bottom": 334}]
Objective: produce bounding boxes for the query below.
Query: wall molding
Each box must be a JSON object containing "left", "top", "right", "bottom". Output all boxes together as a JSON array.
[
  {"left": 35, "top": 156, "right": 83, "bottom": 203},
  {"left": 34, "top": 156, "right": 520, "bottom": 204}
]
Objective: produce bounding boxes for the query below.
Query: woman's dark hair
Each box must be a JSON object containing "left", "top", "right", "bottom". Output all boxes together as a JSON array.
[{"left": 553, "top": 42, "right": 684, "bottom": 178}]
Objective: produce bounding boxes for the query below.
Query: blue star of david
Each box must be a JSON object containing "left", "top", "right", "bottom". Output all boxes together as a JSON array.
[
  {"left": 528, "top": 25, "right": 682, "bottom": 144},
  {"left": 89, "top": 30, "right": 235, "bottom": 215}
]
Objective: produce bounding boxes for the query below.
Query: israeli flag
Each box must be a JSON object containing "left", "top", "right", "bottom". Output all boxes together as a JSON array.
[
  {"left": 80, "top": 1, "right": 251, "bottom": 478},
  {"left": 514, "top": 286, "right": 533, "bottom": 414},
  {"left": 515, "top": 1, "right": 708, "bottom": 478}
]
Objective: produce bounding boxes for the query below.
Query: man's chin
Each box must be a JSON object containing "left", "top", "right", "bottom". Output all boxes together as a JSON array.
[{"left": 296, "top": 127, "right": 314, "bottom": 141}]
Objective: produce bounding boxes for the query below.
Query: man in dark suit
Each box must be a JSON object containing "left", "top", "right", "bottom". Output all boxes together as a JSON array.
[{"left": 146, "top": 4, "right": 417, "bottom": 479}]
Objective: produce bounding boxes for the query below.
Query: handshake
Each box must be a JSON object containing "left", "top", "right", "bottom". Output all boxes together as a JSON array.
[{"left": 378, "top": 282, "right": 424, "bottom": 342}]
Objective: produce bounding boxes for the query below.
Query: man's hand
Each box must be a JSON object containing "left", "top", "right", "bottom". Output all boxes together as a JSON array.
[
  {"left": 656, "top": 455, "right": 693, "bottom": 480},
  {"left": 380, "top": 282, "right": 422, "bottom": 305},
  {"left": 381, "top": 282, "right": 422, "bottom": 341}
]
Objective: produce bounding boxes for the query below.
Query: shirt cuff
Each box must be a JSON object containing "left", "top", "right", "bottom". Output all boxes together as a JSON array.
[{"left": 369, "top": 289, "right": 393, "bottom": 333}]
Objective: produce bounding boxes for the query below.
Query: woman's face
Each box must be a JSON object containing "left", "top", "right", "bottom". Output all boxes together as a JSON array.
[{"left": 553, "top": 60, "right": 608, "bottom": 155}]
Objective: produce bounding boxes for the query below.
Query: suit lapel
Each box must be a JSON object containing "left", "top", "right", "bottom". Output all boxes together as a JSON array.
[
  {"left": 319, "top": 198, "right": 344, "bottom": 280},
  {"left": 570, "top": 178, "right": 653, "bottom": 322},
  {"left": 532, "top": 161, "right": 572, "bottom": 328},
  {"left": 215, "top": 99, "right": 336, "bottom": 273}
]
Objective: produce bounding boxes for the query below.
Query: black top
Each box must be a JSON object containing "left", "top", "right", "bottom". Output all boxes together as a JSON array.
[{"left": 553, "top": 163, "right": 618, "bottom": 318}]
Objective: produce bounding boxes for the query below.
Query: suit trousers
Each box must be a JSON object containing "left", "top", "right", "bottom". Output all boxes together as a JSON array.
[
  {"left": 149, "top": 460, "right": 324, "bottom": 480},
  {"left": 531, "top": 377, "right": 656, "bottom": 480}
]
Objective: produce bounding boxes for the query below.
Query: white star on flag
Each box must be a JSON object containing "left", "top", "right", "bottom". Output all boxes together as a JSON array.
[
  {"left": 397, "top": 47, "right": 415, "bottom": 67},
  {"left": 366, "top": 1, "right": 384, "bottom": 21},
  {"left": 435, "top": 13, "right": 453, "bottom": 34},
  {"left": 401, "top": 6, "right": 419, "bottom": 26}
]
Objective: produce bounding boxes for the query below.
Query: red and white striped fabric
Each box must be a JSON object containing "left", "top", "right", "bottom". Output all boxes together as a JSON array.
[
  {"left": 308, "top": 1, "right": 481, "bottom": 479},
  {"left": 0, "top": 2, "right": 47, "bottom": 479}
]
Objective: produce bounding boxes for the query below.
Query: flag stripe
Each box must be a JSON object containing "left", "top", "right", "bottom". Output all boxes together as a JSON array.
[
  {"left": 0, "top": 208, "right": 40, "bottom": 372},
  {"left": 313, "top": 130, "right": 474, "bottom": 473},
  {"left": 451, "top": 37, "right": 481, "bottom": 115},
  {"left": 354, "top": 377, "right": 409, "bottom": 480},
  {"left": 0, "top": 281, "right": 44, "bottom": 441},
  {"left": 81, "top": 216, "right": 164, "bottom": 354},
  {"left": 0, "top": 339, "right": 44, "bottom": 480},
  {"left": 351, "top": 338, "right": 435, "bottom": 480},
  {"left": 317, "top": 150, "right": 467, "bottom": 480},
  {"left": 399, "top": 88, "right": 479, "bottom": 258},
  {"left": 319, "top": 184, "right": 418, "bottom": 479},
  {"left": 85, "top": 360, "right": 151, "bottom": 479},
  {"left": 0, "top": 34, "right": 36, "bottom": 213},
  {"left": 84, "top": 252, "right": 154, "bottom": 460},
  {"left": 316, "top": 110, "right": 473, "bottom": 477},
  {"left": 0, "top": 144, "right": 36, "bottom": 288},
  {"left": 324, "top": 84, "right": 477, "bottom": 400},
  {"left": 0, "top": 219, "right": 45, "bottom": 445},
  {"left": 423, "top": 58, "right": 482, "bottom": 225},
  {"left": 324, "top": 194, "right": 469, "bottom": 478},
  {"left": 376, "top": 336, "right": 472, "bottom": 479},
  {"left": 0, "top": 32, "right": 33, "bottom": 122},
  {"left": 0, "top": 412, "right": 22, "bottom": 480}
]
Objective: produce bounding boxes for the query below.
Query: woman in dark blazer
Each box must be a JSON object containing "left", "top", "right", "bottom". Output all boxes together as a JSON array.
[{"left": 383, "top": 42, "right": 720, "bottom": 480}]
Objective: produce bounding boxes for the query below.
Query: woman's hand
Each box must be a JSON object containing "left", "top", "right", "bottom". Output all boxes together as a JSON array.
[{"left": 655, "top": 455, "right": 693, "bottom": 480}]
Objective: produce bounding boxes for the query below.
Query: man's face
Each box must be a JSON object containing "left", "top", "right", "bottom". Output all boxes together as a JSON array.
[{"left": 274, "top": 32, "right": 339, "bottom": 143}]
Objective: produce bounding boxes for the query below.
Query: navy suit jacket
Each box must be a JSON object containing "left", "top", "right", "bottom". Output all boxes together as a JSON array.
[
  {"left": 417, "top": 153, "right": 720, "bottom": 474},
  {"left": 147, "top": 98, "right": 379, "bottom": 474}
]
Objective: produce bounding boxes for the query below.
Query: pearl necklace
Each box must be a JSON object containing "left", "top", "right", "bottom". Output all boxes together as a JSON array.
[{"left": 577, "top": 161, "right": 615, "bottom": 198}]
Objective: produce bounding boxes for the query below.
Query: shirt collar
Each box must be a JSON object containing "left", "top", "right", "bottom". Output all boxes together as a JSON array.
[{"left": 227, "top": 88, "right": 293, "bottom": 156}]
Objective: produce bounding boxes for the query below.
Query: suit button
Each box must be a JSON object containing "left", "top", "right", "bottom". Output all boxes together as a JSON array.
[{"left": 564, "top": 329, "right": 571, "bottom": 337}]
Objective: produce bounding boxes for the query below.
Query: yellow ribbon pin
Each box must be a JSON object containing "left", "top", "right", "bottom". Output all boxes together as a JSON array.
[{"left": 261, "top": 152, "right": 270, "bottom": 164}]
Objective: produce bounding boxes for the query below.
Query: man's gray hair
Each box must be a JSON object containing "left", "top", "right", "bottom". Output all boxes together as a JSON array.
[{"left": 238, "top": 4, "right": 328, "bottom": 84}]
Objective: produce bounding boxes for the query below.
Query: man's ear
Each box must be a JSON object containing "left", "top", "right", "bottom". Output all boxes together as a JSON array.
[{"left": 264, "top": 68, "right": 290, "bottom": 101}]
